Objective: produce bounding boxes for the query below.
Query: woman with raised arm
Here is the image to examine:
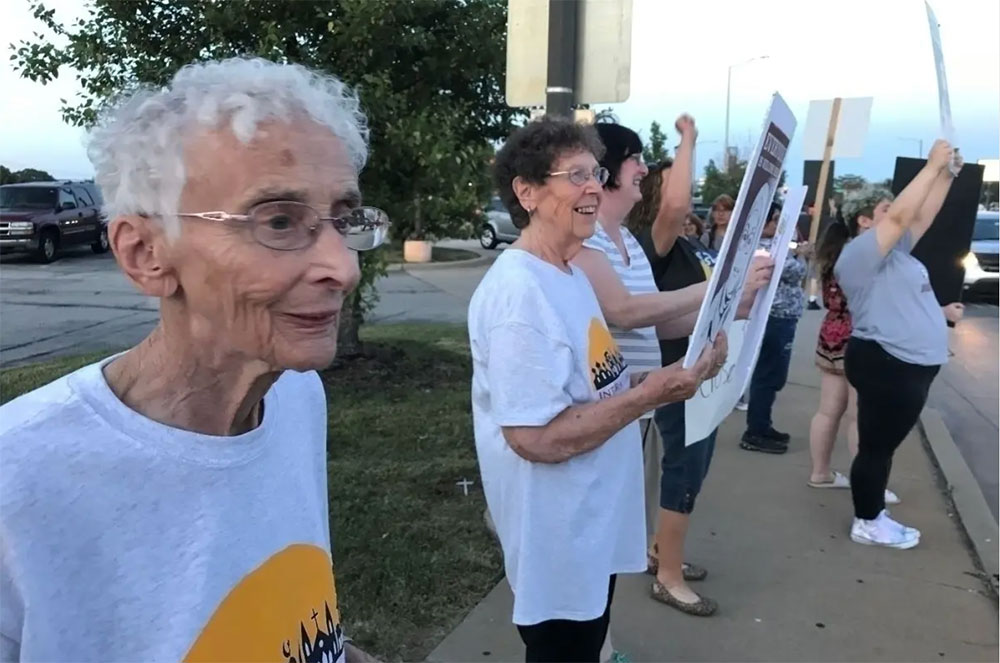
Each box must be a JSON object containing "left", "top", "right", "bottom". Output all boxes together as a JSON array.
[
  {"left": 612, "top": 144, "right": 771, "bottom": 616},
  {"left": 835, "top": 139, "right": 964, "bottom": 549}
]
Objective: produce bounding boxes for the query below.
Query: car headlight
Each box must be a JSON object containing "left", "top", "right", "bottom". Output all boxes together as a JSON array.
[
  {"left": 7, "top": 221, "right": 33, "bottom": 235},
  {"left": 962, "top": 252, "right": 980, "bottom": 270}
]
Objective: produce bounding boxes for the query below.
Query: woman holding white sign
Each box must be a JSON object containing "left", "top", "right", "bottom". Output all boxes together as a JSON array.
[
  {"left": 571, "top": 118, "right": 772, "bottom": 619},
  {"left": 469, "top": 117, "right": 727, "bottom": 661},
  {"left": 835, "top": 139, "right": 964, "bottom": 549}
]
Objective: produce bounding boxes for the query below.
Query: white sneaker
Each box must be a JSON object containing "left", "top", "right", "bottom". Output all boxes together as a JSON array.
[
  {"left": 735, "top": 399, "right": 748, "bottom": 412},
  {"left": 850, "top": 510, "right": 920, "bottom": 549},
  {"left": 884, "top": 488, "right": 901, "bottom": 505},
  {"left": 883, "top": 509, "right": 920, "bottom": 539}
]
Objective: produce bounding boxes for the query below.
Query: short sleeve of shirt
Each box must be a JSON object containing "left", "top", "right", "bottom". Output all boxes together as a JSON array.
[
  {"left": 486, "top": 322, "right": 576, "bottom": 428},
  {"left": 835, "top": 229, "right": 883, "bottom": 296}
]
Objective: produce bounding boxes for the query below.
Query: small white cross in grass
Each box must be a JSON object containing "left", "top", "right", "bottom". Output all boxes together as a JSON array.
[{"left": 456, "top": 478, "right": 475, "bottom": 496}]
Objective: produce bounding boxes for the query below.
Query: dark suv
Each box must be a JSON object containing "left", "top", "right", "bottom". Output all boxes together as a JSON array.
[{"left": 0, "top": 181, "right": 109, "bottom": 263}]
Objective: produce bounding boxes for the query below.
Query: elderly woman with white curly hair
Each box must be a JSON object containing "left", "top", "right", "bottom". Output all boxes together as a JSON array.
[{"left": 0, "top": 58, "right": 388, "bottom": 662}]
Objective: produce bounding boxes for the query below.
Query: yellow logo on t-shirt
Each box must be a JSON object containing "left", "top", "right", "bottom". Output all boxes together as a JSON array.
[
  {"left": 587, "top": 318, "right": 627, "bottom": 396},
  {"left": 184, "top": 544, "right": 343, "bottom": 663}
]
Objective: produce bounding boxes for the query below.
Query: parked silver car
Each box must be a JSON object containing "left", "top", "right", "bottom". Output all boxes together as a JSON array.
[
  {"left": 480, "top": 196, "right": 521, "bottom": 249},
  {"left": 963, "top": 211, "right": 999, "bottom": 297}
]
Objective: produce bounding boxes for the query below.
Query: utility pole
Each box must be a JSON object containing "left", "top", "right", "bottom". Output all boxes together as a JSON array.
[{"left": 545, "top": 0, "right": 579, "bottom": 119}]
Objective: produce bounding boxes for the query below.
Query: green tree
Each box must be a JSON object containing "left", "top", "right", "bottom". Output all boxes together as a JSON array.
[
  {"left": 12, "top": 0, "right": 524, "bottom": 355},
  {"left": 700, "top": 158, "right": 746, "bottom": 205},
  {"left": 642, "top": 121, "right": 668, "bottom": 165},
  {"left": 0, "top": 166, "right": 56, "bottom": 184},
  {"left": 833, "top": 173, "right": 868, "bottom": 193}
]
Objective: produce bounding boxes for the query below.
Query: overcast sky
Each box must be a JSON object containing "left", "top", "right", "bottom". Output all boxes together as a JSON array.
[{"left": 1, "top": 0, "right": 997, "bottom": 185}]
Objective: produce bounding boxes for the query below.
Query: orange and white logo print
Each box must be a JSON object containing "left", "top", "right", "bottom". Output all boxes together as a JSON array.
[
  {"left": 587, "top": 318, "right": 627, "bottom": 397},
  {"left": 184, "top": 544, "right": 344, "bottom": 663}
]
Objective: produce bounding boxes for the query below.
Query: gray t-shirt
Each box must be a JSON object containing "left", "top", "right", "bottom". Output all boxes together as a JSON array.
[
  {"left": 834, "top": 229, "right": 947, "bottom": 366},
  {"left": 0, "top": 359, "right": 346, "bottom": 662}
]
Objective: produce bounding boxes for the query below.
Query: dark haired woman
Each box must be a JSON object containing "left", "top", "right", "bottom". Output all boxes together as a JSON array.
[
  {"left": 807, "top": 195, "right": 878, "bottom": 495},
  {"left": 684, "top": 213, "right": 706, "bottom": 244},
  {"left": 702, "top": 194, "right": 734, "bottom": 252},
  {"left": 621, "top": 156, "right": 771, "bottom": 616}
]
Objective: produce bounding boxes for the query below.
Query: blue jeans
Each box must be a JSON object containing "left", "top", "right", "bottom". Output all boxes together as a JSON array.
[
  {"left": 746, "top": 316, "right": 799, "bottom": 435},
  {"left": 653, "top": 401, "right": 717, "bottom": 514}
]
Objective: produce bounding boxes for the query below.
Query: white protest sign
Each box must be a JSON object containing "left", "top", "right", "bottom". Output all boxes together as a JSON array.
[
  {"left": 685, "top": 186, "right": 808, "bottom": 444},
  {"left": 683, "top": 93, "right": 797, "bottom": 370},
  {"left": 802, "top": 97, "right": 873, "bottom": 160},
  {"left": 925, "top": 1, "right": 955, "bottom": 145}
]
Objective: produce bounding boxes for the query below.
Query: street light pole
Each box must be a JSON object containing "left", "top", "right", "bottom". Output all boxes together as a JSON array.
[
  {"left": 897, "top": 137, "right": 924, "bottom": 157},
  {"left": 723, "top": 55, "right": 769, "bottom": 172},
  {"left": 724, "top": 67, "right": 732, "bottom": 173}
]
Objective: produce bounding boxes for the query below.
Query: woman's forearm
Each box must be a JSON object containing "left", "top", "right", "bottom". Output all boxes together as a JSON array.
[
  {"left": 886, "top": 163, "right": 941, "bottom": 230},
  {"left": 615, "top": 282, "right": 707, "bottom": 329},
  {"left": 502, "top": 385, "right": 653, "bottom": 463},
  {"left": 655, "top": 309, "right": 700, "bottom": 339},
  {"left": 650, "top": 131, "right": 695, "bottom": 256}
]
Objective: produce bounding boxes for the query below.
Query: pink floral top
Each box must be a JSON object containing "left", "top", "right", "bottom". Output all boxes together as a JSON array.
[{"left": 816, "top": 274, "right": 853, "bottom": 364}]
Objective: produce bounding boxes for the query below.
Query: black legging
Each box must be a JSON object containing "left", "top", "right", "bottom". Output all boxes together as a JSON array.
[
  {"left": 845, "top": 338, "right": 940, "bottom": 519},
  {"left": 517, "top": 575, "right": 616, "bottom": 663}
]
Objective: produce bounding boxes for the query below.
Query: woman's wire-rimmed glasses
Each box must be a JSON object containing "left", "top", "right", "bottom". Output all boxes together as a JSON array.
[
  {"left": 547, "top": 166, "right": 610, "bottom": 187},
  {"left": 176, "top": 201, "right": 391, "bottom": 251}
]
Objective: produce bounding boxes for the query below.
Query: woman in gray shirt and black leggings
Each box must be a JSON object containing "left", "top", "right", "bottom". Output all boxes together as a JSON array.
[{"left": 835, "top": 139, "right": 963, "bottom": 549}]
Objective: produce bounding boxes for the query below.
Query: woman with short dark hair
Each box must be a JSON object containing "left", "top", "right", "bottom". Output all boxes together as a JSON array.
[
  {"left": 469, "top": 116, "right": 727, "bottom": 661},
  {"left": 703, "top": 194, "right": 735, "bottom": 252}
]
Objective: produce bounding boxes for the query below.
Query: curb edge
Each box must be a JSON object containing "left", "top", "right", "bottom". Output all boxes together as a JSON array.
[{"left": 918, "top": 407, "right": 999, "bottom": 598}]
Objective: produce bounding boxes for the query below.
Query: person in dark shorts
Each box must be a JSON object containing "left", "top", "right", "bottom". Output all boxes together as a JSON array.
[{"left": 627, "top": 163, "right": 771, "bottom": 616}]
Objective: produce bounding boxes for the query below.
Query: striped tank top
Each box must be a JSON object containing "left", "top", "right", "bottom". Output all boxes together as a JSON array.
[{"left": 582, "top": 223, "right": 662, "bottom": 376}]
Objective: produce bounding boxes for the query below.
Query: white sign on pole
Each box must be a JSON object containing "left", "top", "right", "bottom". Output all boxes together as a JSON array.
[
  {"left": 978, "top": 159, "right": 999, "bottom": 183},
  {"left": 925, "top": 1, "right": 955, "bottom": 144},
  {"left": 685, "top": 186, "right": 809, "bottom": 444},
  {"left": 802, "top": 97, "right": 873, "bottom": 160},
  {"left": 505, "top": 0, "right": 633, "bottom": 107},
  {"left": 683, "top": 93, "right": 797, "bottom": 370}
]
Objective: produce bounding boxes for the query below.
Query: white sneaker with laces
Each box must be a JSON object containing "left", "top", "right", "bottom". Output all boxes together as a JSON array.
[{"left": 850, "top": 510, "right": 920, "bottom": 549}]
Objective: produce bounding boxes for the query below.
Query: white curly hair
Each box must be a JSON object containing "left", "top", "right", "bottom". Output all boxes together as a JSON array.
[{"left": 87, "top": 57, "right": 369, "bottom": 236}]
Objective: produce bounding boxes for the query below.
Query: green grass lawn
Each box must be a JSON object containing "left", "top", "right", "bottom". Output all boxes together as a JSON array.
[{"left": 0, "top": 323, "right": 501, "bottom": 662}]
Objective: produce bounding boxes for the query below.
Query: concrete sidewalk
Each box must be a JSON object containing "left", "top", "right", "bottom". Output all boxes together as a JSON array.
[{"left": 429, "top": 313, "right": 999, "bottom": 662}]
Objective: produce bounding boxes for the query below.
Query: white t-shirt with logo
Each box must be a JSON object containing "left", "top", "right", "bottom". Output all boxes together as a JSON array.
[
  {"left": 468, "top": 249, "right": 646, "bottom": 626},
  {"left": 0, "top": 360, "right": 345, "bottom": 663}
]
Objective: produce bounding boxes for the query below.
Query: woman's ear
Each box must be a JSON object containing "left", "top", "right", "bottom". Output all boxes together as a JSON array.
[
  {"left": 512, "top": 176, "right": 537, "bottom": 215},
  {"left": 109, "top": 215, "right": 180, "bottom": 298}
]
